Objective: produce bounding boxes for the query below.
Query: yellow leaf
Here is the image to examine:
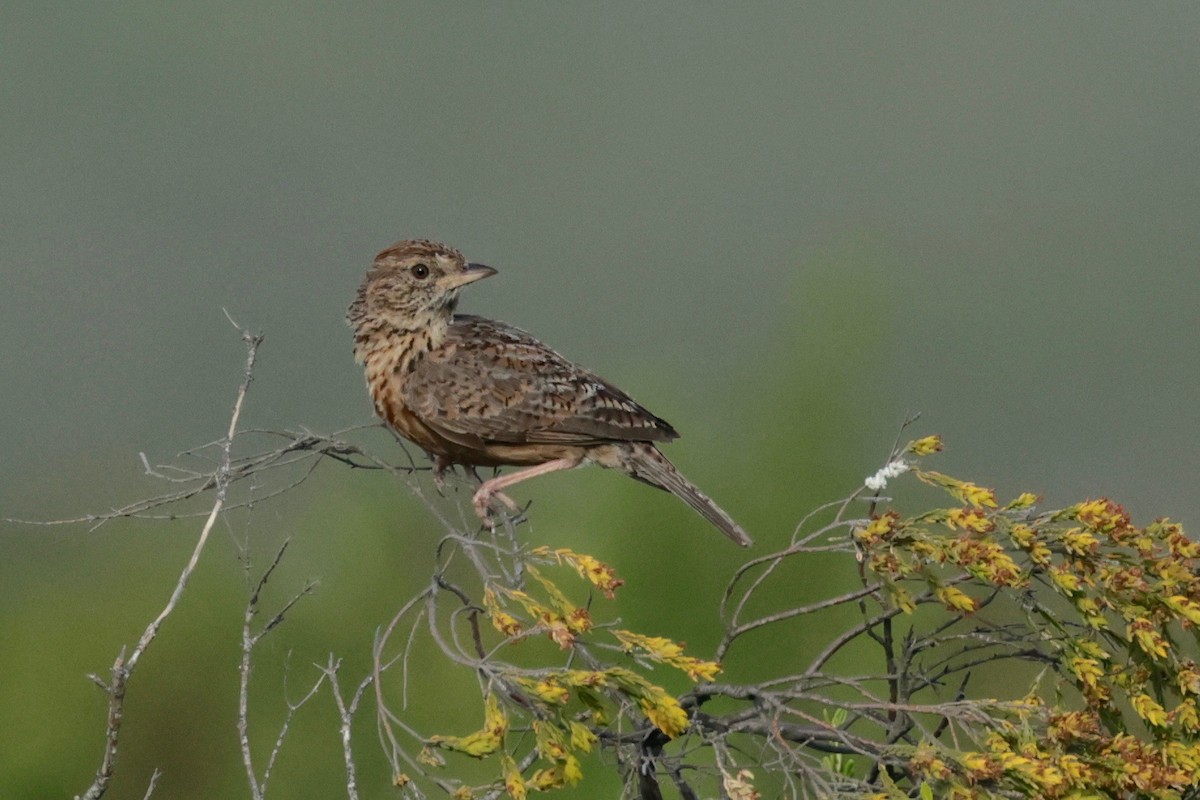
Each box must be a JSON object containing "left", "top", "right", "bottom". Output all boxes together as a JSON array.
[
  {"left": 1132, "top": 693, "right": 1169, "bottom": 727},
  {"left": 563, "top": 755, "right": 583, "bottom": 785},
  {"left": 483, "top": 587, "right": 524, "bottom": 637},
  {"left": 1073, "top": 639, "right": 1110, "bottom": 661},
  {"left": 493, "top": 583, "right": 584, "bottom": 648},
  {"left": 1163, "top": 524, "right": 1200, "bottom": 559},
  {"left": 936, "top": 585, "right": 978, "bottom": 614},
  {"left": 1057, "top": 753, "right": 1089, "bottom": 783},
  {"left": 501, "top": 754, "right": 526, "bottom": 800},
  {"left": 540, "top": 547, "right": 625, "bottom": 598},
  {"left": 1074, "top": 596, "right": 1108, "bottom": 630},
  {"left": 960, "top": 753, "right": 991, "bottom": 772},
  {"left": 945, "top": 507, "right": 993, "bottom": 533},
  {"left": 1049, "top": 565, "right": 1081, "bottom": 595},
  {"left": 568, "top": 721, "right": 597, "bottom": 753},
  {"left": 612, "top": 629, "right": 722, "bottom": 682},
  {"left": 1009, "top": 523, "right": 1035, "bottom": 547},
  {"left": 1075, "top": 498, "right": 1132, "bottom": 535},
  {"left": 528, "top": 677, "right": 570, "bottom": 705},
  {"left": 906, "top": 435, "right": 943, "bottom": 456},
  {"left": 1173, "top": 699, "right": 1199, "bottom": 732},
  {"left": 642, "top": 691, "right": 689, "bottom": 738},
  {"left": 916, "top": 470, "right": 998, "bottom": 509},
  {"left": 607, "top": 668, "right": 689, "bottom": 737},
  {"left": 491, "top": 610, "right": 522, "bottom": 637},
  {"left": 1127, "top": 619, "right": 1169, "bottom": 660},
  {"left": 1069, "top": 657, "right": 1104, "bottom": 689},
  {"left": 883, "top": 582, "right": 916, "bottom": 614},
  {"left": 1005, "top": 492, "right": 1039, "bottom": 510},
  {"left": 855, "top": 511, "right": 901, "bottom": 546},
  {"left": 563, "top": 669, "right": 608, "bottom": 688},
  {"left": 527, "top": 767, "right": 563, "bottom": 791},
  {"left": 1165, "top": 595, "right": 1200, "bottom": 626},
  {"left": 533, "top": 720, "right": 568, "bottom": 761},
  {"left": 1177, "top": 664, "right": 1200, "bottom": 696},
  {"left": 428, "top": 693, "right": 508, "bottom": 757},
  {"left": 1062, "top": 527, "right": 1099, "bottom": 556},
  {"left": 525, "top": 566, "right": 590, "bottom": 635}
]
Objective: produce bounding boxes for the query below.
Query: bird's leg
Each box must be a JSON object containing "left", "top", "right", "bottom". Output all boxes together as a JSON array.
[
  {"left": 458, "top": 462, "right": 520, "bottom": 520},
  {"left": 472, "top": 457, "right": 582, "bottom": 524},
  {"left": 432, "top": 456, "right": 455, "bottom": 493},
  {"left": 461, "top": 465, "right": 519, "bottom": 514}
]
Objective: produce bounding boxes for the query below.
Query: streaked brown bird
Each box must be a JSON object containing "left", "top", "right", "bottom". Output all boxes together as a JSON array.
[{"left": 347, "top": 239, "right": 751, "bottom": 547}]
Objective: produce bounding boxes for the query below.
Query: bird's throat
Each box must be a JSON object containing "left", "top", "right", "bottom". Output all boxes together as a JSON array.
[{"left": 355, "top": 311, "right": 447, "bottom": 376}]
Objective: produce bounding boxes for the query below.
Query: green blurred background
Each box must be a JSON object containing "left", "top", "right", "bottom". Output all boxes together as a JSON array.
[{"left": 2, "top": 4, "right": 1198, "bottom": 798}]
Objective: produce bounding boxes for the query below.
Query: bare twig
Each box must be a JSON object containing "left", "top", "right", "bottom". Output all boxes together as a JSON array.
[
  {"left": 320, "top": 656, "right": 374, "bottom": 800},
  {"left": 238, "top": 539, "right": 320, "bottom": 799},
  {"left": 140, "top": 768, "right": 162, "bottom": 800},
  {"left": 76, "top": 326, "right": 261, "bottom": 800}
]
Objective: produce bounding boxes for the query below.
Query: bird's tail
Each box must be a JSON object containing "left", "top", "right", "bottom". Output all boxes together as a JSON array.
[{"left": 617, "top": 443, "right": 752, "bottom": 547}]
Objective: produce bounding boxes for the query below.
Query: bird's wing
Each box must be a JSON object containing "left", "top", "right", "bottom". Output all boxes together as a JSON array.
[{"left": 402, "top": 316, "right": 679, "bottom": 447}]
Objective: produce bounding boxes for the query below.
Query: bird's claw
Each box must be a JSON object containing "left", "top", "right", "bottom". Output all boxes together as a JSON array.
[{"left": 472, "top": 485, "right": 521, "bottom": 527}]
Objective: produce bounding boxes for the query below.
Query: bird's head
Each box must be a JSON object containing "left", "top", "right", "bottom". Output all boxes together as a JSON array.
[{"left": 350, "top": 239, "right": 497, "bottom": 331}]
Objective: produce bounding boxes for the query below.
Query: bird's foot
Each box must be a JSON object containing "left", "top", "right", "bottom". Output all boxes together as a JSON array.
[{"left": 472, "top": 482, "right": 521, "bottom": 526}]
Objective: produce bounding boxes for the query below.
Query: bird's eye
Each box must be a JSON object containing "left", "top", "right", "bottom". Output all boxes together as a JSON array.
[{"left": 410, "top": 264, "right": 430, "bottom": 279}]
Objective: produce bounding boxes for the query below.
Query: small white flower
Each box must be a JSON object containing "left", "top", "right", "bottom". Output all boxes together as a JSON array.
[{"left": 865, "top": 459, "right": 909, "bottom": 491}]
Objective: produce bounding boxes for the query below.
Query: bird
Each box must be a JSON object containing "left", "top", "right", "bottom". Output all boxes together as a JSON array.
[{"left": 347, "top": 238, "right": 752, "bottom": 547}]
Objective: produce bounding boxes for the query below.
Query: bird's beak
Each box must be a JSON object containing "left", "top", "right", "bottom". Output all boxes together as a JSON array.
[{"left": 440, "top": 263, "right": 498, "bottom": 290}]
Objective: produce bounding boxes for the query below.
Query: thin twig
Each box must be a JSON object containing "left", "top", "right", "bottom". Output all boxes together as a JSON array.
[
  {"left": 76, "top": 326, "right": 261, "bottom": 800},
  {"left": 238, "top": 538, "right": 319, "bottom": 799}
]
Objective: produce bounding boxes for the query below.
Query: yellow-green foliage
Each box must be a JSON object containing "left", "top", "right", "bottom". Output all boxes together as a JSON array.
[
  {"left": 423, "top": 436, "right": 1200, "bottom": 799},
  {"left": 418, "top": 546, "right": 718, "bottom": 798},
  {"left": 857, "top": 436, "right": 1200, "bottom": 800}
]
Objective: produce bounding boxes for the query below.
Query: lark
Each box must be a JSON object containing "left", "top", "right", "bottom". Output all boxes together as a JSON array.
[{"left": 348, "top": 239, "right": 751, "bottom": 546}]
